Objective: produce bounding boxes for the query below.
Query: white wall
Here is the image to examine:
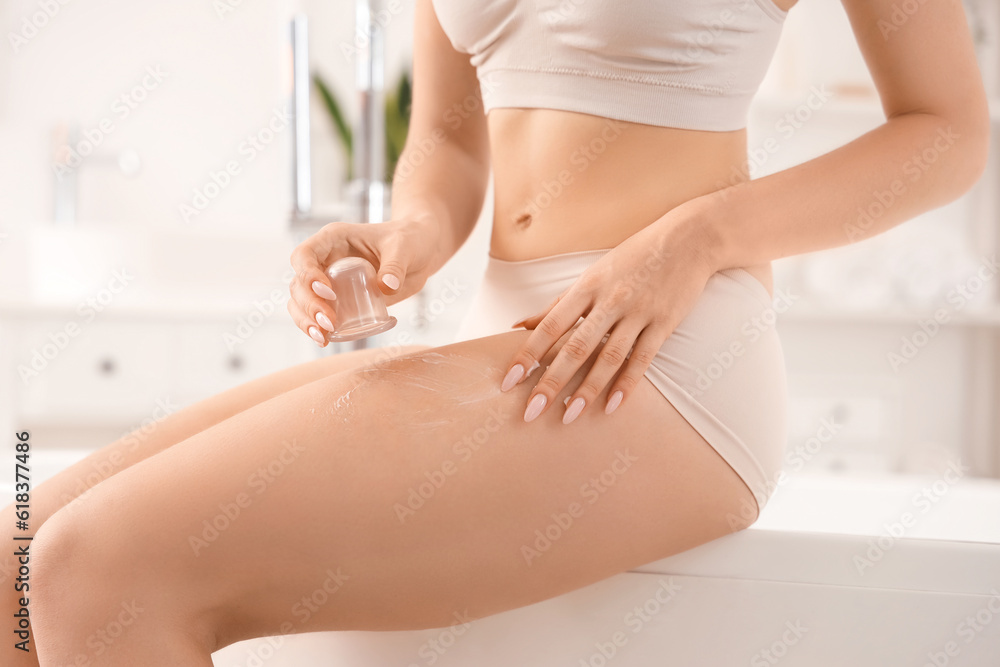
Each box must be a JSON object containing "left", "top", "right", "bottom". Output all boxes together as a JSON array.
[
  {"left": 0, "top": 0, "right": 411, "bottom": 235},
  {"left": 2, "top": 0, "right": 287, "bottom": 232}
]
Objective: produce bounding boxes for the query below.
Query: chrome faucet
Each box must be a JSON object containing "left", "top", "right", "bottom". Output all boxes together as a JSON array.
[
  {"left": 288, "top": 4, "right": 387, "bottom": 229},
  {"left": 290, "top": 14, "right": 312, "bottom": 222},
  {"left": 351, "top": 0, "right": 387, "bottom": 226}
]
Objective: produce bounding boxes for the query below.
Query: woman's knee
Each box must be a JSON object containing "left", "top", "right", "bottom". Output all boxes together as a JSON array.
[
  {"left": 31, "top": 501, "right": 136, "bottom": 612},
  {"left": 29, "top": 504, "right": 111, "bottom": 648},
  {"left": 30, "top": 491, "right": 218, "bottom": 650},
  {"left": 30, "top": 505, "right": 83, "bottom": 599}
]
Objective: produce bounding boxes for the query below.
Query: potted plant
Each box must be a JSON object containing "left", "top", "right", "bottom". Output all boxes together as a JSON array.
[{"left": 313, "top": 68, "right": 412, "bottom": 196}]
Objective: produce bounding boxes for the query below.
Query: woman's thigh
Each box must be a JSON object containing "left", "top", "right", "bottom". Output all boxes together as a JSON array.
[
  {"left": 0, "top": 342, "right": 427, "bottom": 607},
  {"left": 31, "top": 329, "right": 756, "bottom": 656},
  {"left": 9, "top": 342, "right": 429, "bottom": 520}
]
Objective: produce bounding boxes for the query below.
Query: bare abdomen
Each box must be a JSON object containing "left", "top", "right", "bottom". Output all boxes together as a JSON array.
[{"left": 486, "top": 107, "right": 773, "bottom": 296}]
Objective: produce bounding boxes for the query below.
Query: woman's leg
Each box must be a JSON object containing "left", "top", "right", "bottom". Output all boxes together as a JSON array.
[
  {"left": 29, "top": 329, "right": 758, "bottom": 666},
  {"left": 0, "top": 341, "right": 427, "bottom": 667}
]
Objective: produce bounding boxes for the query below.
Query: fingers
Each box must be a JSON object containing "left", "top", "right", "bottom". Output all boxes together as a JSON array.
[
  {"left": 289, "top": 222, "right": 343, "bottom": 276},
  {"left": 288, "top": 266, "right": 338, "bottom": 350},
  {"left": 288, "top": 224, "right": 351, "bottom": 347},
  {"left": 504, "top": 298, "right": 623, "bottom": 425},
  {"left": 289, "top": 245, "right": 339, "bottom": 326},
  {"left": 291, "top": 274, "right": 337, "bottom": 328},
  {"left": 291, "top": 256, "right": 337, "bottom": 307},
  {"left": 518, "top": 319, "right": 668, "bottom": 424},
  {"left": 503, "top": 300, "right": 672, "bottom": 424},
  {"left": 286, "top": 297, "right": 329, "bottom": 348},
  {"left": 517, "top": 309, "right": 614, "bottom": 423},
  {"left": 500, "top": 289, "right": 591, "bottom": 395},
  {"left": 560, "top": 319, "right": 647, "bottom": 423},
  {"left": 286, "top": 218, "right": 425, "bottom": 344},
  {"left": 374, "top": 233, "right": 407, "bottom": 296},
  {"left": 602, "top": 324, "right": 668, "bottom": 410}
]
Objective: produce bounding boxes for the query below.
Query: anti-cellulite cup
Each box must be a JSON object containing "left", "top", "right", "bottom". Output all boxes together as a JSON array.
[{"left": 322, "top": 256, "right": 397, "bottom": 342}]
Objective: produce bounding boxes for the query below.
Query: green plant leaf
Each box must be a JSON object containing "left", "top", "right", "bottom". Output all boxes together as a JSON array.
[
  {"left": 313, "top": 72, "right": 354, "bottom": 181},
  {"left": 385, "top": 68, "right": 412, "bottom": 182},
  {"left": 398, "top": 69, "right": 411, "bottom": 119}
]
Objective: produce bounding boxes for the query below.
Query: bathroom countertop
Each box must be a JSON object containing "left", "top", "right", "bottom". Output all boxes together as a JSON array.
[{"left": 753, "top": 470, "right": 1000, "bottom": 543}]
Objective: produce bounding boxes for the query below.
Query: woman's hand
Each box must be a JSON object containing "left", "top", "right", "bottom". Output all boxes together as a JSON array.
[
  {"left": 288, "top": 216, "right": 442, "bottom": 347},
  {"left": 500, "top": 204, "right": 720, "bottom": 423}
]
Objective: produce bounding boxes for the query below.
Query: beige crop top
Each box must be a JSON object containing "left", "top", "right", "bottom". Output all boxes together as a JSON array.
[{"left": 430, "top": 0, "right": 788, "bottom": 131}]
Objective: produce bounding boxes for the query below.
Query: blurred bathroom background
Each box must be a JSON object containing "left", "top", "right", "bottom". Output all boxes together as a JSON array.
[{"left": 0, "top": 0, "right": 998, "bottom": 485}]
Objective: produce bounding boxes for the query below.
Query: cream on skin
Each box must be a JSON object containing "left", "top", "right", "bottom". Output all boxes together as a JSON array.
[{"left": 357, "top": 351, "right": 504, "bottom": 411}]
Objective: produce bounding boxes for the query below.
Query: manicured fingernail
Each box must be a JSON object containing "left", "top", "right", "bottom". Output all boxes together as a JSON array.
[
  {"left": 605, "top": 390, "right": 623, "bottom": 415},
  {"left": 511, "top": 318, "right": 527, "bottom": 329},
  {"left": 524, "top": 394, "right": 547, "bottom": 422},
  {"left": 563, "top": 397, "right": 585, "bottom": 425},
  {"left": 525, "top": 360, "right": 540, "bottom": 378},
  {"left": 312, "top": 281, "right": 337, "bottom": 300},
  {"left": 315, "top": 312, "right": 335, "bottom": 332},
  {"left": 381, "top": 274, "right": 400, "bottom": 290},
  {"left": 501, "top": 364, "right": 524, "bottom": 392},
  {"left": 308, "top": 326, "right": 326, "bottom": 346}
]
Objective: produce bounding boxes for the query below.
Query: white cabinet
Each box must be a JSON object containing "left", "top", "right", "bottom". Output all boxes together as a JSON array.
[
  {"left": 0, "top": 309, "right": 321, "bottom": 448},
  {"left": 16, "top": 320, "right": 174, "bottom": 421},
  {"left": 175, "top": 321, "right": 308, "bottom": 404}
]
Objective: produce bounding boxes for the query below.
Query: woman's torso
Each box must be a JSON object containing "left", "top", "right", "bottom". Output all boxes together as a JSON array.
[{"left": 487, "top": 109, "right": 774, "bottom": 297}]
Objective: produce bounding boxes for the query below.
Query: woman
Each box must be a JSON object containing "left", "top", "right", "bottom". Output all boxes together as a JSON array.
[{"left": 7, "top": 0, "right": 988, "bottom": 663}]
